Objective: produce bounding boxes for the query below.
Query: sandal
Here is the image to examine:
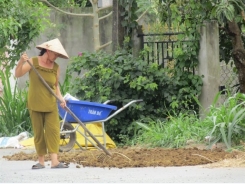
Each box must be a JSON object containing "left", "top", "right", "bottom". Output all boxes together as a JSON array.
[
  {"left": 32, "top": 163, "right": 45, "bottom": 169},
  {"left": 51, "top": 162, "right": 69, "bottom": 169}
]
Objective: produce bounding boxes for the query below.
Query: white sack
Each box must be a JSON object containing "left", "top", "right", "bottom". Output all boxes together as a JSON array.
[{"left": 0, "top": 132, "right": 29, "bottom": 149}]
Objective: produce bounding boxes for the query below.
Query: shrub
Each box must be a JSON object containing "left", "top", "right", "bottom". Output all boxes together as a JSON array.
[{"left": 66, "top": 49, "right": 203, "bottom": 142}]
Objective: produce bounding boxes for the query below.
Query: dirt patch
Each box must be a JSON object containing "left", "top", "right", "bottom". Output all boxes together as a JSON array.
[{"left": 3, "top": 146, "right": 243, "bottom": 168}]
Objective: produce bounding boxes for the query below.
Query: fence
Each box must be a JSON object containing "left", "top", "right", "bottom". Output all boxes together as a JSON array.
[
  {"left": 138, "top": 33, "right": 196, "bottom": 74},
  {"left": 219, "top": 60, "right": 239, "bottom": 103}
]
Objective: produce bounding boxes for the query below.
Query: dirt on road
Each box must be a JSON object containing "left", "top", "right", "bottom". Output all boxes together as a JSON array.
[{"left": 3, "top": 146, "right": 245, "bottom": 168}]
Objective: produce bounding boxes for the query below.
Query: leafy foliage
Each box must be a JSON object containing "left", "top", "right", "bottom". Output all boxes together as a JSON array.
[
  {"left": 0, "top": 0, "right": 50, "bottom": 69},
  {"left": 202, "top": 92, "right": 245, "bottom": 149},
  {"left": 47, "top": 0, "right": 91, "bottom": 7},
  {"left": 119, "top": 0, "right": 139, "bottom": 49},
  {"left": 0, "top": 69, "right": 31, "bottom": 137},
  {"left": 211, "top": 0, "right": 245, "bottom": 24},
  {"left": 59, "top": 69, "right": 72, "bottom": 95},
  {"left": 66, "top": 49, "right": 203, "bottom": 142}
]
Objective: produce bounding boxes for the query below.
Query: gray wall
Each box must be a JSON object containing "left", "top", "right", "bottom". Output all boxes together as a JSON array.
[{"left": 17, "top": 7, "right": 112, "bottom": 87}]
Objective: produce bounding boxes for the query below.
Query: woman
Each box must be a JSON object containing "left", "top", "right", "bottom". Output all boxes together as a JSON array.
[{"left": 15, "top": 38, "right": 69, "bottom": 169}]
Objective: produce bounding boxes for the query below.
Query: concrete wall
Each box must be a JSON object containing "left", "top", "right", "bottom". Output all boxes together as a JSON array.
[
  {"left": 17, "top": 7, "right": 112, "bottom": 88},
  {"left": 198, "top": 21, "right": 220, "bottom": 118},
  {"left": 98, "top": 0, "right": 112, "bottom": 7}
]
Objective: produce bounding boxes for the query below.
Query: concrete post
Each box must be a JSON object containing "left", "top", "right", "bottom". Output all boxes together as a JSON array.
[
  {"left": 198, "top": 21, "right": 220, "bottom": 118},
  {"left": 132, "top": 25, "right": 143, "bottom": 57}
]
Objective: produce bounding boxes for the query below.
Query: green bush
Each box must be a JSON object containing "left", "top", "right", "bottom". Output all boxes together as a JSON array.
[{"left": 67, "top": 49, "right": 203, "bottom": 142}]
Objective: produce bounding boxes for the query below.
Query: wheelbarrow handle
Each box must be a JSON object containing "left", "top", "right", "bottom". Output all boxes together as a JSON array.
[
  {"left": 98, "top": 99, "right": 144, "bottom": 122},
  {"left": 103, "top": 99, "right": 143, "bottom": 104},
  {"left": 135, "top": 99, "right": 143, "bottom": 103}
]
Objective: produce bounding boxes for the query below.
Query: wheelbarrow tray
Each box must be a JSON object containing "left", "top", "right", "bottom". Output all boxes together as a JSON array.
[{"left": 58, "top": 100, "right": 117, "bottom": 123}]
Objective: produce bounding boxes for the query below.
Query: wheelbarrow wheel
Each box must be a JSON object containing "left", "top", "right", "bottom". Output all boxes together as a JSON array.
[{"left": 59, "top": 122, "right": 76, "bottom": 152}]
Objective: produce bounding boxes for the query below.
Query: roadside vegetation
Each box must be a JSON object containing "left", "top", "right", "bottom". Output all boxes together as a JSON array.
[
  {"left": 125, "top": 92, "right": 245, "bottom": 150},
  {"left": 1, "top": 49, "right": 245, "bottom": 151}
]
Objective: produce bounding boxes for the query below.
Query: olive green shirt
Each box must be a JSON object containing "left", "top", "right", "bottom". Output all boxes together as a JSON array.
[{"left": 27, "top": 57, "right": 59, "bottom": 112}]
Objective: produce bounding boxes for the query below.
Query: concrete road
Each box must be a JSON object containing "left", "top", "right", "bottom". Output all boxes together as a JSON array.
[{"left": 0, "top": 148, "right": 245, "bottom": 183}]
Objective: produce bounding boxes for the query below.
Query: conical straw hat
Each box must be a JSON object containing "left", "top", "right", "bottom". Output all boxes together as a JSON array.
[{"left": 36, "top": 38, "right": 69, "bottom": 59}]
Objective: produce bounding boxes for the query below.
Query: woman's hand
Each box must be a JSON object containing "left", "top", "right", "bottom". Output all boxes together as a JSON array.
[
  {"left": 20, "top": 52, "right": 29, "bottom": 63},
  {"left": 15, "top": 52, "right": 31, "bottom": 78},
  {"left": 60, "top": 99, "right": 66, "bottom": 108}
]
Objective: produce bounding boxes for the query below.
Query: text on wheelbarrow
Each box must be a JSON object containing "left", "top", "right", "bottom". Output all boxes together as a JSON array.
[{"left": 88, "top": 109, "right": 102, "bottom": 116}]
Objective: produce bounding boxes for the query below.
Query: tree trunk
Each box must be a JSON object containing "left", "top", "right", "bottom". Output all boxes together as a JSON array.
[
  {"left": 227, "top": 20, "right": 245, "bottom": 93},
  {"left": 91, "top": 0, "right": 100, "bottom": 51},
  {"left": 112, "top": 0, "right": 125, "bottom": 51}
]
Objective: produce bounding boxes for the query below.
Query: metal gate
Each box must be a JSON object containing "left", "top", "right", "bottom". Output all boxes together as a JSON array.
[{"left": 137, "top": 32, "right": 196, "bottom": 74}]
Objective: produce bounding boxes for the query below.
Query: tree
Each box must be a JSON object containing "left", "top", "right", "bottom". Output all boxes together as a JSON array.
[
  {"left": 0, "top": 0, "right": 50, "bottom": 69},
  {"left": 214, "top": 1, "right": 245, "bottom": 93}
]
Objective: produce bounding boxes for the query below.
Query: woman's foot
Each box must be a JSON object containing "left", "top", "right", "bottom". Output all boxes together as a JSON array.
[
  {"left": 51, "top": 162, "right": 69, "bottom": 169},
  {"left": 32, "top": 163, "right": 45, "bottom": 169}
]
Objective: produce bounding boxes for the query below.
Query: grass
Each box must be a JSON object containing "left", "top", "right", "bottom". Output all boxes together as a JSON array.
[
  {"left": 126, "top": 112, "right": 210, "bottom": 148},
  {"left": 0, "top": 69, "right": 31, "bottom": 137},
  {"left": 126, "top": 92, "right": 245, "bottom": 150}
]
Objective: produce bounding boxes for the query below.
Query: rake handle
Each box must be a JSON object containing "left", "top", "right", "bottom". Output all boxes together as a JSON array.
[{"left": 26, "top": 59, "right": 111, "bottom": 156}]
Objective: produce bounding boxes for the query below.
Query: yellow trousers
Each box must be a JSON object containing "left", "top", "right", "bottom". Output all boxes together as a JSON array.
[{"left": 29, "top": 110, "right": 60, "bottom": 155}]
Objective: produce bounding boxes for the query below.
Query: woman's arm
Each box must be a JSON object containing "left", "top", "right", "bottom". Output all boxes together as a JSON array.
[
  {"left": 15, "top": 53, "right": 32, "bottom": 78},
  {"left": 56, "top": 66, "right": 66, "bottom": 108}
]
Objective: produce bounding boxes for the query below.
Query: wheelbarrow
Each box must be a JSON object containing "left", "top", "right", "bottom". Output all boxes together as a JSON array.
[{"left": 58, "top": 99, "right": 143, "bottom": 152}]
